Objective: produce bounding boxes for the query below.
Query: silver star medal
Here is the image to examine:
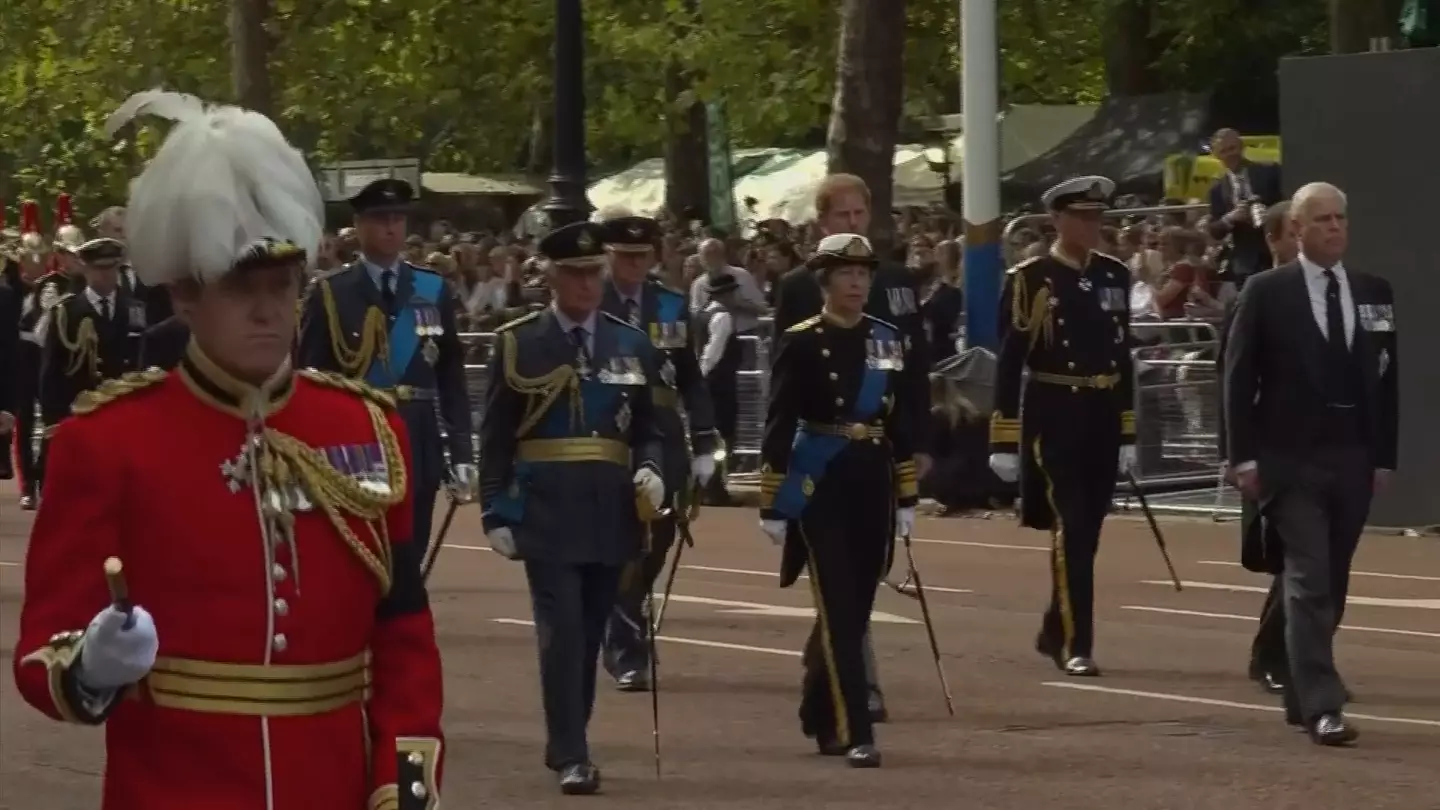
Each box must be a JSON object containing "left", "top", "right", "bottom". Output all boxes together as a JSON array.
[
  {"left": 615, "top": 400, "right": 632, "bottom": 433},
  {"left": 219, "top": 450, "right": 250, "bottom": 494},
  {"left": 1078, "top": 278, "right": 1093, "bottom": 292}
]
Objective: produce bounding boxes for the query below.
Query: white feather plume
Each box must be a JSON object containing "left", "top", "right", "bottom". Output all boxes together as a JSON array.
[
  {"left": 103, "top": 89, "right": 205, "bottom": 138},
  {"left": 120, "top": 94, "right": 323, "bottom": 287}
]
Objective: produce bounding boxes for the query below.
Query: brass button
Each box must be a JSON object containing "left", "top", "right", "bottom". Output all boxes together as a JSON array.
[
  {"left": 1062, "top": 339, "right": 1070, "bottom": 347},
  {"left": 1110, "top": 360, "right": 1117, "bottom": 369},
  {"left": 591, "top": 430, "right": 600, "bottom": 437},
  {"left": 411, "top": 783, "right": 428, "bottom": 799},
  {"left": 272, "top": 564, "right": 287, "bottom": 583},
  {"left": 815, "top": 327, "right": 824, "bottom": 335},
  {"left": 1070, "top": 386, "right": 1079, "bottom": 393},
  {"left": 1058, "top": 317, "right": 1066, "bottom": 326},
  {"left": 871, "top": 438, "right": 881, "bottom": 446},
  {"left": 408, "top": 752, "right": 425, "bottom": 766},
  {"left": 1067, "top": 361, "right": 1075, "bottom": 370},
  {"left": 272, "top": 634, "right": 288, "bottom": 653},
  {"left": 828, "top": 372, "right": 838, "bottom": 381},
  {"left": 835, "top": 397, "right": 845, "bottom": 407},
  {"left": 274, "top": 598, "right": 289, "bottom": 617},
  {"left": 821, "top": 348, "right": 831, "bottom": 358}
]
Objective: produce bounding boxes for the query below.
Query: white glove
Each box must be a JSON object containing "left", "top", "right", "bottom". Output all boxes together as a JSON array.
[
  {"left": 691, "top": 455, "right": 716, "bottom": 485},
  {"left": 1118, "top": 445, "right": 1137, "bottom": 476},
  {"left": 448, "top": 463, "right": 479, "bottom": 503},
  {"left": 77, "top": 605, "right": 159, "bottom": 691},
  {"left": 487, "top": 526, "right": 519, "bottom": 560},
  {"left": 760, "top": 519, "right": 787, "bottom": 546},
  {"left": 895, "top": 507, "right": 916, "bottom": 538},
  {"left": 989, "top": 452, "right": 1020, "bottom": 483},
  {"left": 634, "top": 467, "right": 664, "bottom": 512}
]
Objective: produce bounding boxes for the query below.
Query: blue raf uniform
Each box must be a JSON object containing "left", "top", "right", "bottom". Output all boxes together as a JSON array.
[
  {"left": 478, "top": 220, "right": 666, "bottom": 796},
  {"left": 594, "top": 215, "right": 719, "bottom": 692},
  {"left": 298, "top": 178, "right": 475, "bottom": 573}
]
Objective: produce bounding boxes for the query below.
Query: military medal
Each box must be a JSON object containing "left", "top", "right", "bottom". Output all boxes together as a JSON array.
[
  {"left": 616, "top": 399, "right": 632, "bottom": 433},
  {"left": 1078, "top": 278, "right": 1093, "bottom": 292}
]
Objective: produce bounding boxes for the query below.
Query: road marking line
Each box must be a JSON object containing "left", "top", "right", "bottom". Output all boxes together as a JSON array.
[
  {"left": 1121, "top": 605, "right": 1440, "bottom": 639},
  {"left": 914, "top": 537, "right": 1047, "bottom": 552},
  {"left": 1141, "top": 580, "right": 1440, "bottom": 610},
  {"left": 490, "top": 618, "right": 800, "bottom": 657},
  {"left": 681, "top": 564, "right": 974, "bottom": 595},
  {"left": 1197, "top": 560, "right": 1440, "bottom": 583},
  {"left": 654, "top": 592, "right": 918, "bottom": 624},
  {"left": 1042, "top": 681, "right": 1440, "bottom": 728}
]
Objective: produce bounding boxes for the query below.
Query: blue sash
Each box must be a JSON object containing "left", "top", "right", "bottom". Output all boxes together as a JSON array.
[
  {"left": 486, "top": 463, "right": 530, "bottom": 525},
  {"left": 365, "top": 269, "right": 443, "bottom": 389},
  {"left": 771, "top": 326, "right": 893, "bottom": 519}
]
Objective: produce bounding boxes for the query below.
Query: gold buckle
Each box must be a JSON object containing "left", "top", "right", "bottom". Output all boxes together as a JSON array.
[{"left": 847, "top": 423, "right": 869, "bottom": 440}]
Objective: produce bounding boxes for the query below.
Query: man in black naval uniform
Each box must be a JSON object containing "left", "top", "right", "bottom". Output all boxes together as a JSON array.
[
  {"left": 478, "top": 220, "right": 666, "bottom": 795},
  {"left": 759, "top": 233, "right": 918, "bottom": 768},
  {"left": 987, "top": 175, "right": 1137, "bottom": 678},
  {"left": 771, "top": 172, "right": 930, "bottom": 722},
  {"left": 299, "top": 178, "right": 476, "bottom": 566},
  {"left": 137, "top": 314, "right": 190, "bottom": 371},
  {"left": 36, "top": 238, "right": 138, "bottom": 496},
  {"left": 595, "top": 212, "right": 719, "bottom": 692}
]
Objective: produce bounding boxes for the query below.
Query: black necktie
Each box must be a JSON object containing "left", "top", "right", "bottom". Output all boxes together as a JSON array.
[
  {"left": 99, "top": 298, "right": 111, "bottom": 321},
  {"left": 1322, "top": 269, "right": 1346, "bottom": 354},
  {"left": 626, "top": 298, "right": 641, "bottom": 327},
  {"left": 380, "top": 269, "right": 396, "bottom": 314},
  {"left": 570, "top": 326, "right": 591, "bottom": 368}
]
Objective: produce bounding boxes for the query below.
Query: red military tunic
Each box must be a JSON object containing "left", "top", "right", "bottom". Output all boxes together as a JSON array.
[{"left": 13, "top": 344, "right": 444, "bottom": 810}]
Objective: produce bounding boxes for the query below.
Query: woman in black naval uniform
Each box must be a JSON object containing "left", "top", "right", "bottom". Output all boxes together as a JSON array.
[{"left": 758, "top": 233, "right": 918, "bottom": 768}]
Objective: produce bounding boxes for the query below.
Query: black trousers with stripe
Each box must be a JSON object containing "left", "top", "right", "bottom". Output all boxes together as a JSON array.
[
  {"left": 1033, "top": 413, "right": 1120, "bottom": 660},
  {"left": 796, "top": 448, "right": 892, "bottom": 747}
]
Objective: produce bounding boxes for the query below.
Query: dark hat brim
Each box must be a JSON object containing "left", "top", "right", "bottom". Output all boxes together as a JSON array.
[
  {"left": 806, "top": 252, "right": 879, "bottom": 272},
  {"left": 354, "top": 202, "right": 413, "bottom": 216}
]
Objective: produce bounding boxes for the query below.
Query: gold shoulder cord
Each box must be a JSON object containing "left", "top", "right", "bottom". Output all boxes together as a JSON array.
[
  {"left": 501, "top": 329, "right": 583, "bottom": 437},
  {"left": 257, "top": 390, "right": 406, "bottom": 595},
  {"left": 70, "top": 368, "right": 169, "bottom": 415},
  {"left": 1008, "top": 268, "right": 1054, "bottom": 352},
  {"left": 320, "top": 280, "right": 389, "bottom": 378},
  {"left": 53, "top": 306, "right": 100, "bottom": 378}
]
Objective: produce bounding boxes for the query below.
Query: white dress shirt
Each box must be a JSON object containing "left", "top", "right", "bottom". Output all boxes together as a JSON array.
[
  {"left": 361, "top": 255, "right": 402, "bottom": 293},
  {"left": 85, "top": 288, "right": 117, "bottom": 319},
  {"left": 699, "top": 304, "right": 734, "bottom": 377},
  {"left": 1299, "top": 254, "right": 1354, "bottom": 347}
]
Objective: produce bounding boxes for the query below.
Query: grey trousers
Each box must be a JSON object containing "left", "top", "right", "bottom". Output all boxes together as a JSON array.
[{"left": 1265, "top": 448, "right": 1370, "bottom": 721}]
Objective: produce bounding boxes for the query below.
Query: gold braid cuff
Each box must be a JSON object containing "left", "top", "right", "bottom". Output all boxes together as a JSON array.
[
  {"left": 990, "top": 414, "right": 1021, "bottom": 446},
  {"left": 320, "top": 280, "right": 389, "bottom": 378},
  {"left": 53, "top": 304, "right": 101, "bottom": 379},
  {"left": 1120, "top": 410, "right": 1136, "bottom": 437},
  {"left": 501, "top": 330, "right": 582, "bottom": 437},
  {"left": 894, "top": 460, "right": 919, "bottom": 500}
]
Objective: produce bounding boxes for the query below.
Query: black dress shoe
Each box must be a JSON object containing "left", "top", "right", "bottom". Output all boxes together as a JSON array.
[
  {"left": 1309, "top": 713, "right": 1358, "bottom": 746},
  {"left": 1257, "top": 672, "right": 1286, "bottom": 695},
  {"left": 867, "top": 691, "right": 888, "bottom": 723},
  {"left": 615, "top": 669, "right": 651, "bottom": 692},
  {"left": 1035, "top": 630, "right": 1065, "bottom": 670},
  {"left": 845, "top": 744, "right": 882, "bottom": 768},
  {"left": 558, "top": 763, "right": 602, "bottom": 795},
  {"left": 1064, "top": 656, "right": 1101, "bottom": 677},
  {"left": 19, "top": 494, "right": 36, "bottom": 511}
]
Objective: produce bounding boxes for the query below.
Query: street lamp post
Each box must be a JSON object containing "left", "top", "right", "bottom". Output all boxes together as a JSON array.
[{"left": 541, "top": 0, "right": 592, "bottom": 229}]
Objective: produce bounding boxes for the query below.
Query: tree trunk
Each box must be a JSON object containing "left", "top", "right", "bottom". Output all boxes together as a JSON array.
[
  {"left": 230, "top": 0, "right": 274, "bottom": 116},
  {"left": 1102, "top": 0, "right": 1164, "bottom": 95},
  {"left": 826, "top": 0, "right": 907, "bottom": 253},
  {"left": 1330, "top": 0, "right": 1402, "bottom": 52},
  {"left": 664, "top": 0, "right": 710, "bottom": 224}
]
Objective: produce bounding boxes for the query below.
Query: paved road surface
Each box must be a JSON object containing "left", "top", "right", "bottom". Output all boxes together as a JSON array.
[{"left": 2, "top": 491, "right": 1436, "bottom": 809}]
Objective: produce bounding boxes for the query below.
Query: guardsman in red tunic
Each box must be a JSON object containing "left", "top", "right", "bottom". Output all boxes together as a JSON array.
[{"left": 12, "top": 90, "right": 445, "bottom": 810}]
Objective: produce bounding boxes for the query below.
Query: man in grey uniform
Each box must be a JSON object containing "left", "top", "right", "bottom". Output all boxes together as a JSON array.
[
  {"left": 1224, "top": 181, "right": 1399, "bottom": 747},
  {"left": 478, "top": 220, "right": 668, "bottom": 793}
]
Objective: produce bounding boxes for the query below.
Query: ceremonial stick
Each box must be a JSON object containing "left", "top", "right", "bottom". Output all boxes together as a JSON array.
[
  {"left": 422, "top": 495, "right": 460, "bottom": 581},
  {"left": 1127, "top": 471, "right": 1182, "bottom": 591},
  {"left": 901, "top": 534, "right": 954, "bottom": 716},
  {"left": 103, "top": 557, "right": 136, "bottom": 630},
  {"left": 652, "top": 523, "right": 691, "bottom": 636},
  {"left": 647, "top": 579, "right": 662, "bottom": 779}
]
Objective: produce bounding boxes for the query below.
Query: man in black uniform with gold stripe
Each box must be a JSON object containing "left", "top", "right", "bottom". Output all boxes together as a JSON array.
[
  {"left": 759, "top": 233, "right": 918, "bottom": 768},
  {"left": 987, "top": 176, "right": 1137, "bottom": 677}
]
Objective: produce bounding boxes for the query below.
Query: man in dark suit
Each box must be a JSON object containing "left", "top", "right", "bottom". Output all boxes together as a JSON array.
[
  {"left": 1206, "top": 128, "right": 1284, "bottom": 283},
  {"left": 1224, "top": 181, "right": 1399, "bottom": 746},
  {"left": 299, "top": 178, "right": 476, "bottom": 568},
  {"left": 769, "top": 172, "right": 931, "bottom": 723},
  {"left": 138, "top": 315, "right": 190, "bottom": 371},
  {"left": 1218, "top": 202, "right": 1297, "bottom": 696},
  {"left": 478, "top": 221, "right": 666, "bottom": 795}
]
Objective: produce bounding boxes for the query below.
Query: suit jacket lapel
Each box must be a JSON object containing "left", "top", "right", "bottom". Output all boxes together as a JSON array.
[{"left": 1286, "top": 265, "right": 1328, "bottom": 387}]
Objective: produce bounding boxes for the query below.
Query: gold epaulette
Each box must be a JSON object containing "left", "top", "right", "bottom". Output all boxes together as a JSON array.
[
  {"left": 70, "top": 367, "right": 169, "bottom": 416},
  {"left": 602, "top": 310, "right": 644, "bottom": 332},
  {"left": 495, "top": 310, "right": 540, "bottom": 333},
  {"left": 298, "top": 368, "right": 396, "bottom": 410},
  {"left": 786, "top": 315, "right": 822, "bottom": 334},
  {"left": 1092, "top": 250, "right": 1125, "bottom": 265}
]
